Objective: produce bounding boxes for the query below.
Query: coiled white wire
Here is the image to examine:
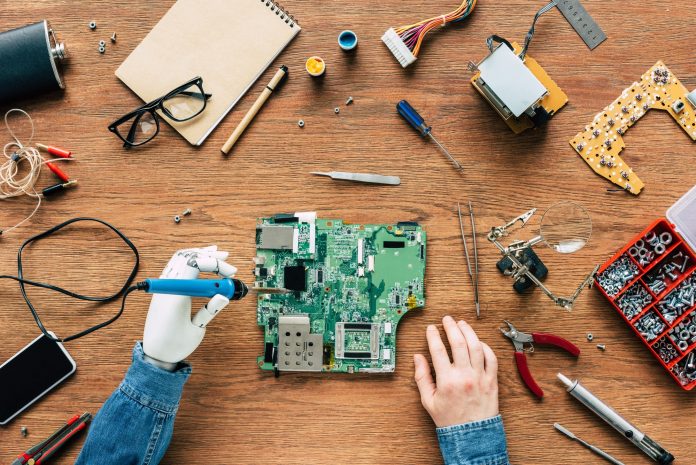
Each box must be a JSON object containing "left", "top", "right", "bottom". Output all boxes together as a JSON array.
[{"left": 0, "top": 109, "right": 70, "bottom": 235}]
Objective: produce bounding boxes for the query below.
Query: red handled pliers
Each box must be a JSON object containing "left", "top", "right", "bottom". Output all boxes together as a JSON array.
[{"left": 500, "top": 320, "right": 580, "bottom": 399}]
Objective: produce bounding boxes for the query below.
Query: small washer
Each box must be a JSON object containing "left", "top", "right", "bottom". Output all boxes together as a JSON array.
[
  {"left": 635, "top": 239, "right": 645, "bottom": 249},
  {"left": 629, "top": 246, "right": 639, "bottom": 258},
  {"left": 654, "top": 243, "right": 666, "bottom": 255},
  {"left": 660, "top": 232, "right": 673, "bottom": 245}
]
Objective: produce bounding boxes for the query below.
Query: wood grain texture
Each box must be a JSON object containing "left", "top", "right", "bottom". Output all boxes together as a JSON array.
[{"left": 1, "top": 1, "right": 695, "bottom": 463}]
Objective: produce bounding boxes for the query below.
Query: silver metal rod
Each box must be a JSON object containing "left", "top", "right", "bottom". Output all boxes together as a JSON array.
[
  {"left": 428, "top": 133, "right": 462, "bottom": 170},
  {"left": 554, "top": 423, "right": 625, "bottom": 465}
]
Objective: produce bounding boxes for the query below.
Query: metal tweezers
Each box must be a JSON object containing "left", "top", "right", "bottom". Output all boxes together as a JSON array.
[{"left": 457, "top": 201, "right": 480, "bottom": 318}]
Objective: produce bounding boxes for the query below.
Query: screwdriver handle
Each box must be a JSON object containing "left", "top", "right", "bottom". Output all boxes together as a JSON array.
[{"left": 396, "top": 100, "right": 431, "bottom": 137}]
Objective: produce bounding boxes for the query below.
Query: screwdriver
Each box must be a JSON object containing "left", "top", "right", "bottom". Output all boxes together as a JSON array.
[{"left": 396, "top": 100, "right": 463, "bottom": 170}]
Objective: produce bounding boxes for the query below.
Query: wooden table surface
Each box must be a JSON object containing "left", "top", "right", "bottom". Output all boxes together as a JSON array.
[{"left": 1, "top": 1, "right": 696, "bottom": 463}]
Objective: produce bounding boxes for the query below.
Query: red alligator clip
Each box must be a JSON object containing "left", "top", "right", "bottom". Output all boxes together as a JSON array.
[{"left": 500, "top": 320, "right": 580, "bottom": 399}]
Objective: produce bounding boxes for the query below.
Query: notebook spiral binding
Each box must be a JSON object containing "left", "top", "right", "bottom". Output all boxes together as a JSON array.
[{"left": 262, "top": 0, "right": 298, "bottom": 27}]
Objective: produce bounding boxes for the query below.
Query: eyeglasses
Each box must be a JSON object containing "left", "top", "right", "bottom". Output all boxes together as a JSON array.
[{"left": 108, "top": 76, "right": 211, "bottom": 147}]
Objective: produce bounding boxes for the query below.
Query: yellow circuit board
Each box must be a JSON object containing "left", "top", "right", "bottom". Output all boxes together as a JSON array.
[
  {"left": 471, "top": 42, "right": 568, "bottom": 134},
  {"left": 570, "top": 61, "right": 696, "bottom": 195}
]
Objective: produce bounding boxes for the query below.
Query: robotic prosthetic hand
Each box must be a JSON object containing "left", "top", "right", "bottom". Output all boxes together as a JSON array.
[{"left": 143, "top": 246, "right": 239, "bottom": 371}]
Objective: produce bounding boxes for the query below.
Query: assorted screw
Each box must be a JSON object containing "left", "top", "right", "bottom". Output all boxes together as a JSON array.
[
  {"left": 668, "top": 314, "right": 696, "bottom": 352},
  {"left": 617, "top": 283, "right": 653, "bottom": 320},
  {"left": 645, "top": 251, "right": 690, "bottom": 296},
  {"left": 110, "top": 32, "right": 117, "bottom": 43},
  {"left": 20, "top": 426, "right": 27, "bottom": 437},
  {"left": 596, "top": 343, "right": 606, "bottom": 351},
  {"left": 597, "top": 255, "right": 639, "bottom": 297},
  {"left": 672, "top": 351, "right": 696, "bottom": 386},
  {"left": 634, "top": 311, "right": 666, "bottom": 342},
  {"left": 345, "top": 96, "right": 353, "bottom": 105},
  {"left": 656, "top": 273, "right": 696, "bottom": 323},
  {"left": 173, "top": 208, "right": 192, "bottom": 224},
  {"left": 653, "top": 338, "right": 679, "bottom": 364}
]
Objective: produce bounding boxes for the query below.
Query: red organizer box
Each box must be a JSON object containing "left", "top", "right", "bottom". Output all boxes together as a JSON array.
[{"left": 596, "top": 185, "right": 696, "bottom": 390}]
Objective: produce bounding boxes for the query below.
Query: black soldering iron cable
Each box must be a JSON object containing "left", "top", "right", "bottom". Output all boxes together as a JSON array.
[{"left": 0, "top": 217, "right": 141, "bottom": 342}]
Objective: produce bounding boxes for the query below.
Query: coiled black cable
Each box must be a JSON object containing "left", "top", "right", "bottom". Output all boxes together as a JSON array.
[{"left": 0, "top": 218, "right": 141, "bottom": 342}]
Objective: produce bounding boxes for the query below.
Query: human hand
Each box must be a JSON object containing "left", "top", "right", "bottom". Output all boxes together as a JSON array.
[
  {"left": 142, "top": 246, "right": 238, "bottom": 368},
  {"left": 414, "top": 316, "right": 499, "bottom": 428}
]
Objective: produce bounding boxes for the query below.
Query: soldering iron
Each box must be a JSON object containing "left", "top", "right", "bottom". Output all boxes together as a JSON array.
[{"left": 138, "top": 277, "right": 249, "bottom": 300}]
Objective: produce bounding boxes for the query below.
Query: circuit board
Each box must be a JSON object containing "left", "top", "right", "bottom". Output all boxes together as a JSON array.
[
  {"left": 570, "top": 61, "right": 696, "bottom": 195},
  {"left": 471, "top": 42, "right": 568, "bottom": 134},
  {"left": 254, "top": 212, "right": 426, "bottom": 374}
]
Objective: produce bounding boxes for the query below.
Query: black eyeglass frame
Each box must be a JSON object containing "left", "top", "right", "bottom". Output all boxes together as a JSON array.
[{"left": 108, "top": 76, "right": 212, "bottom": 147}]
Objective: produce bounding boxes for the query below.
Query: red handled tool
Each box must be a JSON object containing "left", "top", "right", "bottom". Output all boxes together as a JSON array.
[
  {"left": 499, "top": 320, "right": 580, "bottom": 399},
  {"left": 12, "top": 412, "right": 91, "bottom": 465}
]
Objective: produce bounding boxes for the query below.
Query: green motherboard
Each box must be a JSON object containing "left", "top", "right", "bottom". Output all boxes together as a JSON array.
[{"left": 254, "top": 212, "right": 426, "bottom": 374}]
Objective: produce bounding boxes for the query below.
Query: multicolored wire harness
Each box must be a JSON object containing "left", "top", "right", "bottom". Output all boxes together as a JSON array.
[{"left": 382, "top": 0, "right": 477, "bottom": 67}]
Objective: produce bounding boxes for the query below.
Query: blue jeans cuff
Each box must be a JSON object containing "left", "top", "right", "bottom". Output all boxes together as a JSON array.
[
  {"left": 118, "top": 342, "right": 192, "bottom": 414},
  {"left": 437, "top": 415, "right": 510, "bottom": 465}
]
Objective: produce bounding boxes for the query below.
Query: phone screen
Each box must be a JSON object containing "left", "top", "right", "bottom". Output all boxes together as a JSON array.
[{"left": 0, "top": 334, "right": 76, "bottom": 425}]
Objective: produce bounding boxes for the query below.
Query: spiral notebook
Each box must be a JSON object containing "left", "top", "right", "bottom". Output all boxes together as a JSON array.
[{"left": 115, "top": 0, "right": 300, "bottom": 146}]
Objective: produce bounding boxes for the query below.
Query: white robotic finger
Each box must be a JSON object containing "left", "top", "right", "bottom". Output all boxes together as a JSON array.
[
  {"left": 191, "top": 294, "right": 230, "bottom": 328},
  {"left": 162, "top": 246, "right": 227, "bottom": 278},
  {"left": 188, "top": 255, "right": 237, "bottom": 277}
]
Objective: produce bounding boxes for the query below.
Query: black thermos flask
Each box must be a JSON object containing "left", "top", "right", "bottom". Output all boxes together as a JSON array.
[{"left": 0, "top": 20, "right": 67, "bottom": 103}]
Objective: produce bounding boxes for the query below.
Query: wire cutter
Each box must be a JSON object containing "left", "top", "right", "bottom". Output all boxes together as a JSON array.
[{"left": 500, "top": 320, "right": 580, "bottom": 399}]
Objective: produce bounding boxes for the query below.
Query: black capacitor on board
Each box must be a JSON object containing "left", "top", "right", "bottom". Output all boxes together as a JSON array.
[{"left": 0, "top": 20, "right": 67, "bottom": 103}]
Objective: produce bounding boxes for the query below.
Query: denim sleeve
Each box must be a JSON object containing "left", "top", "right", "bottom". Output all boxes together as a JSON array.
[
  {"left": 75, "top": 342, "right": 191, "bottom": 465},
  {"left": 437, "top": 415, "right": 511, "bottom": 465}
]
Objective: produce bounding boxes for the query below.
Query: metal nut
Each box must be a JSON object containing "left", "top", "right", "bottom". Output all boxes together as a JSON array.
[
  {"left": 98, "top": 46, "right": 106, "bottom": 54},
  {"left": 297, "top": 119, "right": 305, "bottom": 128},
  {"left": 586, "top": 333, "right": 594, "bottom": 342},
  {"left": 89, "top": 21, "right": 97, "bottom": 30},
  {"left": 174, "top": 215, "right": 181, "bottom": 224},
  {"left": 99, "top": 40, "right": 106, "bottom": 47},
  {"left": 334, "top": 107, "right": 340, "bottom": 114}
]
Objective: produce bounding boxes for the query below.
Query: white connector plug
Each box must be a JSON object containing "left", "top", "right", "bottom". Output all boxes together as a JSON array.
[{"left": 381, "top": 28, "right": 416, "bottom": 68}]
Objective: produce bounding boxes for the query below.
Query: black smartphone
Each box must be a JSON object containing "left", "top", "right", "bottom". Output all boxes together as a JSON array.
[{"left": 0, "top": 333, "right": 76, "bottom": 425}]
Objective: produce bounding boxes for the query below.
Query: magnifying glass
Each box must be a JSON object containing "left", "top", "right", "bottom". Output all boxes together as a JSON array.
[{"left": 539, "top": 201, "right": 592, "bottom": 254}]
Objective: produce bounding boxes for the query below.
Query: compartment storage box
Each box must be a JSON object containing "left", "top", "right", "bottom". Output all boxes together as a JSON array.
[{"left": 595, "top": 185, "right": 696, "bottom": 390}]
